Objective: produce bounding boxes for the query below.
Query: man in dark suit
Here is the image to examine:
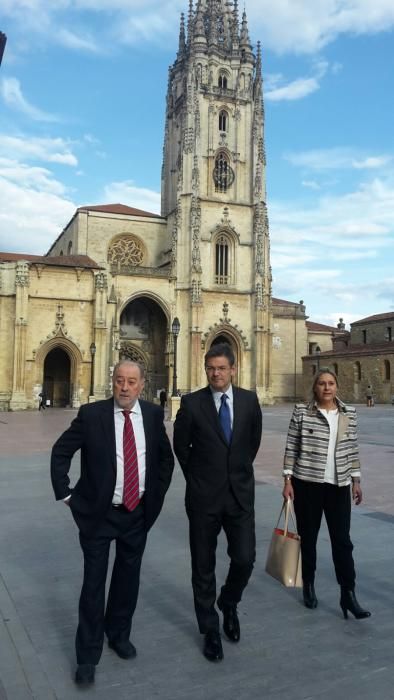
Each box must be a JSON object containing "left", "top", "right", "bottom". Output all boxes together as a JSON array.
[
  {"left": 173, "top": 343, "right": 262, "bottom": 661},
  {"left": 51, "top": 360, "right": 174, "bottom": 684}
]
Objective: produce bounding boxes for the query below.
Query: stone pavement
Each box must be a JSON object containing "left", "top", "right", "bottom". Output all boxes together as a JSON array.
[{"left": 0, "top": 405, "right": 393, "bottom": 700}]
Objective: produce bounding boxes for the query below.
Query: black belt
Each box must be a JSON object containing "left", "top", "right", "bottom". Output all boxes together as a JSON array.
[{"left": 111, "top": 498, "right": 143, "bottom": 512}]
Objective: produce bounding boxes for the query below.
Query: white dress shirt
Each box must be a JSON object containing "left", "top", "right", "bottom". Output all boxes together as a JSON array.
[
  {"left": 113, "top": 400, "right": 146, "bottom": 504},
  {"left": 210, "top": 384, "right": 234, "bottom": 428}
]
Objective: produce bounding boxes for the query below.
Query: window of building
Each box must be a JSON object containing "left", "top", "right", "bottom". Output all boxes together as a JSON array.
[
  {"left": 385, "top": 326, "right": 392, "bottom": 341},
  {"left": 354, "top": 361, "right": 361, "bottom": 381},
  {"left": 219, "top": 110, "right": 228, "bottom": 133},
  {"left": 215, "top": 234, "right": 233, "bottom": 285},
  {"left": 67, "top": 241, "right": 72, "bottom": 255},
  {"left": 213, "top": 152, "right": 233, "bottom": 193},
  {"left": 333, "top": 363, "right": 338, "bottom": 376},
  {"left": 362, "top": 330, "right": 367, "bottom": 344},
  {"left": 383, "top": 360, "right": 391, "bottom": 381},
  {"left": 218, "top": 74, "right": 228, "bottom": 89}
]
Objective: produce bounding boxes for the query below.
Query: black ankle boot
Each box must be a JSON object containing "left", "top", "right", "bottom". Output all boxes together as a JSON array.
[
  {"left": 303, "top": 582, "right": 318, "bottom": 609},
  {"left": 340, "top": 588, "right": 371, "bottom": 619}
]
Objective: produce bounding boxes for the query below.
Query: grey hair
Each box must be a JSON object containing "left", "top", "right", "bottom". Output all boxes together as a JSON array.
[{"left": 112, "top": 360, "right": 145, "bottom": 380}]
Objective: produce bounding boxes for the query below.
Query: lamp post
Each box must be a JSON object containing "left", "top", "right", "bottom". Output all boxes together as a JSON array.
[
  {"left": 89, "top": 342, "right": 96, "bottom": 396},
  {"left": 171, "top": 317, "right": 180, "bottom": 397}
]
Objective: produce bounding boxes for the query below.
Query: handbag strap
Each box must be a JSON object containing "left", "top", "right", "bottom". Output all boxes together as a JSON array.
[{"left": 276, "top": 499, "right": 299, "bottom": 536}]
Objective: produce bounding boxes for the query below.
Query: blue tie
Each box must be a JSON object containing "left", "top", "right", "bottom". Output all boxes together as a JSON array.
[{"left": 219, "top": 393, "right": 232, "bottom": 443}]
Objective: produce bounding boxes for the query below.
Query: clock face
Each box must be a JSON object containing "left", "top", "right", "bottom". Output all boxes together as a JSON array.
[{"left": 213, "top": 161, "right": 235, "bottom": 190}]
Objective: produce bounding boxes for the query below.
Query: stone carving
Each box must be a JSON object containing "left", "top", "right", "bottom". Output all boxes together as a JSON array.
[
  {"left": 119, "top": 343, "right": 147, "bottom": 369},
  {"left": 95, "top": 272, "right": 108, "bottom": 290},
  {"left": 15, "top": 261, "right": 29, "bottom": 287},
  {"left": 191, "top": 279, "right": 202, "bottom": 304},
  {"left": 255, "top": 282, "right": 263, "bottom": 309},
  {"left": 108, "top": 237, "right": 144, "bottom": 267}
]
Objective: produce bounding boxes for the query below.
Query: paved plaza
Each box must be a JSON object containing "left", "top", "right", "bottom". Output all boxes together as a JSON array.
[{"left": 0, "top": 404, "right": 393, "bottom": 699}]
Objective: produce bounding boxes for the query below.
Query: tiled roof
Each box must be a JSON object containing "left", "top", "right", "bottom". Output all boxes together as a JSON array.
[
  {"left": 77, "top": 203, "right": 163, "bottom": 219},
  {"left": 304, "top": 342, "right": 394, "bottom": 359},
  {"left": 306, "top": 321, "right": 337, "bottom": 332},
  {"left": 352, "top": 312, "right": 394, "bottom": 325},
  {"left": 272, "top": 297, "right": 299, "bottom": 306},
  {"left": 0, "top": 252, "right": 101, "bottom": 269}
]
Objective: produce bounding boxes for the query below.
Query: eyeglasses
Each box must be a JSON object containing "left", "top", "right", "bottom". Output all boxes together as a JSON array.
[{"left": 205, "top": 366, "right": 231, "bottom": 373}]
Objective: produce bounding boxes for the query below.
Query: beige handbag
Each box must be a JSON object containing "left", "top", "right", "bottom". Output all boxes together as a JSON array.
[{"left": 265, "top": 499, "right": 302, "bottom": 588}]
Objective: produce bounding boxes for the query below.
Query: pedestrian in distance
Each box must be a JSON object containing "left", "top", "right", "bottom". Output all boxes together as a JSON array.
[
  {"left": 39, "top": 390, "right": 46, "bottom": 411},
  {"left": 282, "top": 367, "right": 371, "bottom": 620},
  {"left": 173, "top": 343, "right": 262, "bottom": 662},
  {"left": 51, "top": 360, "right": 174, "bottom": 685}
]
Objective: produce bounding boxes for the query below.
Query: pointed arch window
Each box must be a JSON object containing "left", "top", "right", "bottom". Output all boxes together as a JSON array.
[
  {"left": 219, "top": 110, "right": 228, "bottom": 132},
  {"left": 218, "top": 74, "right": 228, "bottom": 89},
  {"left": 213, "top": 152, "right": 234, "bottom": 193},
  {"left": 215, "top": 234, "right": 230, "bottom": 285}
]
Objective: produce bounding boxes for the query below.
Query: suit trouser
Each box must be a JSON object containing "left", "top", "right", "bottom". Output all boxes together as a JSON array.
[
  {"left": 76, "top": 503, "right": 147, "bottom": 665},
  {"left": 292, "top": 478, "right": 355, "bottom": 589},
  {"left": 187, "top": 488, "right": 255, "bottom": 634}
]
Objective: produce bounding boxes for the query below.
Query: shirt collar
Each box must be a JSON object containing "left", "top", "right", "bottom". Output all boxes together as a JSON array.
[
  {"left": 210, "top": 384, "right": 233, "bottom": 402},
  {"left": 114, "top": 399, "right": 141, "bottom": 415}
]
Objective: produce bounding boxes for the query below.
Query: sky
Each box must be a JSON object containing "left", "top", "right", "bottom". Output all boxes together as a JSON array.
[{"left": 0, "top": 0, "right": 393, "bottom": 328}]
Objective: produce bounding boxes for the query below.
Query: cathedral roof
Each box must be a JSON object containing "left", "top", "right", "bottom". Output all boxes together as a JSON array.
[
  {"left": 0, "top": 252, "right": 101, "bottom": 269},
  {"left": 77, "top": 203, "right": 163, "bottom": 219}
]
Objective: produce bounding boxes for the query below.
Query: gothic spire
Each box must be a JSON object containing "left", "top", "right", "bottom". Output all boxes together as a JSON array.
[
  {"left": 239, "top": 9, "right": 251, "bottom": 48},
  {"left": 177, "top": 12, "right": 187, "bottom": 58}
]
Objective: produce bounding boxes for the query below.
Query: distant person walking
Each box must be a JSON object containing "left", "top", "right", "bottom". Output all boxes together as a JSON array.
[
  {"left": 366, "top": 385, "right": 373, "bottom": 407},
  {"left": 159, "top": 389, "right": 167, "bottom": 409},
  {"left": 39, "top": 391, "right": 47, "bottom": 411}
]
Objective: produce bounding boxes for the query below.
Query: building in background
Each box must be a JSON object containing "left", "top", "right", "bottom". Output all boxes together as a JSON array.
[
  {"left": 0, "top": 3, "right": 365, "bottom": 410},
  {"left": 303, "top": 313, "right": 394, "bottom": 403}
]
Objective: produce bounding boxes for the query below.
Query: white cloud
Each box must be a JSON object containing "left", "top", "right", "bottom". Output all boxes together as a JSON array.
[
  {"left": 0, "top": 170, "right": 75, "bottom": 253},
  {"left": 3, "top": 1, "right": 394, "bottom": 55},
  {"left": 266, "top": 77, "right": 320, "bottom": 102},
  {"left": 103, "top": 180, "right": 161, "bottom": 213},
  {"left": 285, "top": 147, "right": 393, "bottom": 171},
  {"left": 0, "top": 77, "right": 59, "bottom": 122},
  {"left": 0, "top": 135, "right": 78, "bottom": 166},
  {"left": 302, "top": 180, "right": 321, "bottom": 190},
  {"left": 56, "top": 29, "right": 100, "bottom": 53}
]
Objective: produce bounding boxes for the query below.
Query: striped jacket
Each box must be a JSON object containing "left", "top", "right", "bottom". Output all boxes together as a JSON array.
[{"left": 283, "top": 399, "right": 361, "bottom": 486}]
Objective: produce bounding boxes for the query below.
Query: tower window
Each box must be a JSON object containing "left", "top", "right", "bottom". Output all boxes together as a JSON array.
[
  {"left": 213, "top": 152, "right": 234, "bottom": 192},
  {"left": 362, "top": 330, "right": 367, "bottom": 344},
  {"left": 218, "top": 74, "right": 228, "bottom": 89},
  {"left": 215, "top": 235, "right": 230, "bottom": 285},
  {"left": 219, "top": 110, "right": 228, "bottom": 132}
]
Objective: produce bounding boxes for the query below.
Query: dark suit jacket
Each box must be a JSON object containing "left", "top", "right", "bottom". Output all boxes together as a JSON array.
[
  {"left": 51, "top": 398, "right": 174, "bottom": 535},
  {"left": 173, "top": 386, "right": 262, "bottom": 513}
]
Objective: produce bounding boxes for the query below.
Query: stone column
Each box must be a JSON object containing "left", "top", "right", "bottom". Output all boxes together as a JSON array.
[{"left": 9, "top": 262, "right": 29, "bottom": 410}]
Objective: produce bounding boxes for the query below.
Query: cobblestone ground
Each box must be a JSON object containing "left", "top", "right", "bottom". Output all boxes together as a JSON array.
[{"left": 0, "top": 404, "right": 393, "bottom": 699}]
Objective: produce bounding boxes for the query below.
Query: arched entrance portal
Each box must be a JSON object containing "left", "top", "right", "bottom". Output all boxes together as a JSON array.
[
  {"left": 119, "top": 297, "right": 168, "bottom": 401},
  {"left": 44, "top": 348, "right": 71, "bottom": 407},
  {"left": 210, "top": 333, "right": 239, "bottom": 385}
]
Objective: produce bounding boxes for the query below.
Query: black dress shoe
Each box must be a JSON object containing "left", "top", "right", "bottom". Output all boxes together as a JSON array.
[
  {"left": 75, "top": 664, "right": 95, "bottom": 684},
  {"left": 203, "top": 630, "right": 223, "bottom": 662},
  {"left": 303, "top": 582, "right": 318, "bottom": 609},
  {"left": 217, "top": 595, "right": 240, "bottom": 642},
  {"left": 108, "top": 639, "right": 137, "bottom": 659}
]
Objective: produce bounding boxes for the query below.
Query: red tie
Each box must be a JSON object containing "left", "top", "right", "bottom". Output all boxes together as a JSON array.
[{"left": 122, "top": 410, "right": 140, "bottom": 511}]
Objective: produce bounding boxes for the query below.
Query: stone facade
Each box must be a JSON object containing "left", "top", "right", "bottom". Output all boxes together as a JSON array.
[{"left": 0, "top": 2, "right": 335, "bottom": 410}]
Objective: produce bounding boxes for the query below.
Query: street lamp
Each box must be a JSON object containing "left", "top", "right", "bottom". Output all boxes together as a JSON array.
[
  {"left": 171, "top": 317, "right": 180, "bottom": 397},
  {"left": 89, "top": 342, "right": 96, "bottom": 396}
]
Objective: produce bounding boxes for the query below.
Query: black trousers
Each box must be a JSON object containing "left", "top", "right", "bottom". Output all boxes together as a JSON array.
[
  {"left": 187, "top": 488, "right": 255, "bottom": 634},
  {"left": 293, "top": 478, "right": 355, "bottom": 589},
  {"left": 76, "top": 503, "right": 147, "bottom": 665}
]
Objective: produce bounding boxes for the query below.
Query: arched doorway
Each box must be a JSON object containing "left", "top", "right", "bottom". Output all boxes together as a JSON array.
[
  {"left": 43, "top": 347, "right": 71, "bottom": 407},
  {"left": 210, "top": 333, "right": 239, "bottom": 385},
  {"left": 119, "top": 297, "right": 168, "bottom": 401}
]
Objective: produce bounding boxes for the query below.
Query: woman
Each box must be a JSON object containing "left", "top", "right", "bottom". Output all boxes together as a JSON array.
[{"left": 282, "top": 368, "right": 371, "bottom": 620}]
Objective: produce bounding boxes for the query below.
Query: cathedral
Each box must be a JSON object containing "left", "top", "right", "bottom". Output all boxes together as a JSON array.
[{"left": 0, "top": 1, "right": 333, "bottom": 412}]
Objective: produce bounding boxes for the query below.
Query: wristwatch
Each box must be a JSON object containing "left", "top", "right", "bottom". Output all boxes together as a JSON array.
[{"left": 284, "top": 475, "right": 292, "bottom": 482}]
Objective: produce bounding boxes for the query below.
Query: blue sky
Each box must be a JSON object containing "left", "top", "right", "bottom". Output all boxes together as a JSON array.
[{"left": 0, "top": 0, "right": 393, "bottom": 328}]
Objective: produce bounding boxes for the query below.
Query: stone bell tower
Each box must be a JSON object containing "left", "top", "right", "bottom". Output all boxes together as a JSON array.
[{"left": 161, "top": 0, "right": 273, "bottom": 402}]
